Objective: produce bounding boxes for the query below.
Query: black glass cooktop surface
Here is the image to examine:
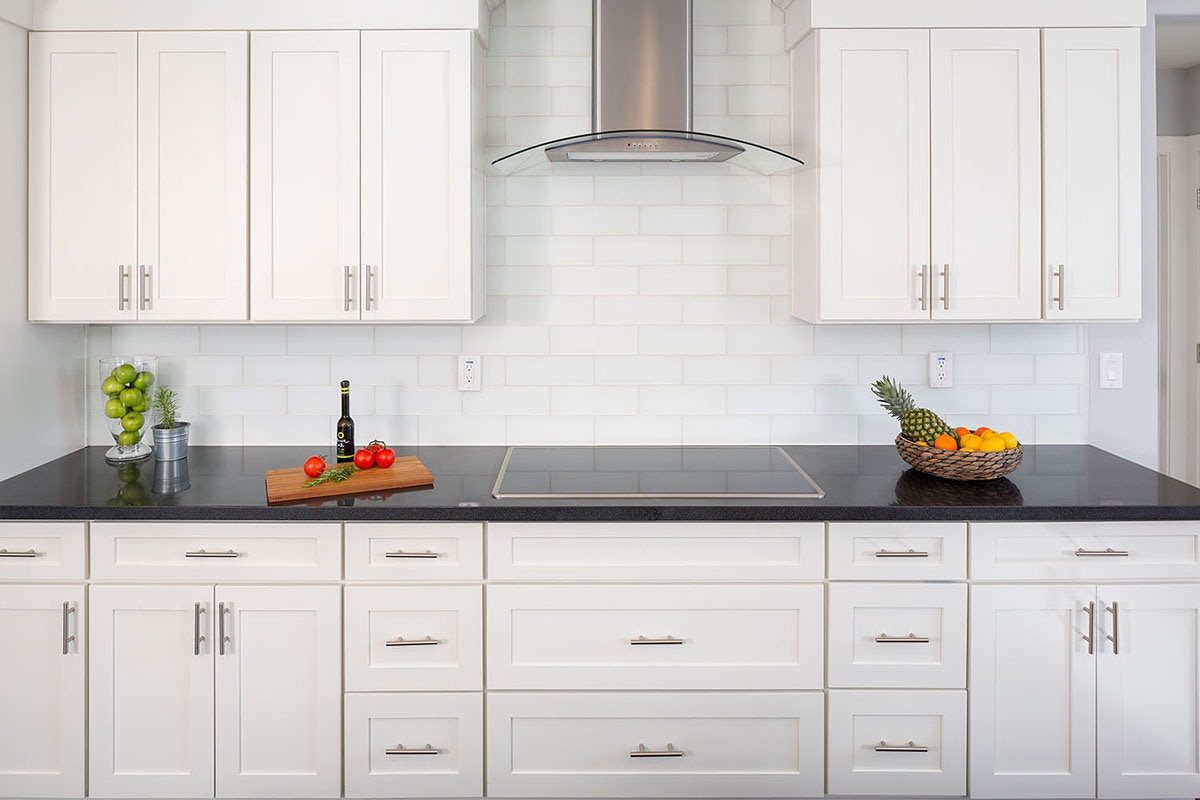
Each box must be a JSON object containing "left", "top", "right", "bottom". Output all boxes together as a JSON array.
[{"left": 491, "top": 446, "right": 826, "bottom": 499}]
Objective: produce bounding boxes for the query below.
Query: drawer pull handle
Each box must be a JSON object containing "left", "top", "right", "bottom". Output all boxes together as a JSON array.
[
  {"left": 1082, "top": 601, "right": 1095, "bottom": 655},
  {"left": 875, "top": 548, "right": 928, "bottom": 558},
  {"left": 630, "top": 743, "right": 683, "bottom": 758},
  {"left": 875, "top": 633, "right": 930, "bottom": 643},
  {"left": 385, "top": 635, "right": 439, "bottom": 647},
  {"left": 385, "top": 549, "right": 439, "bottom": 559},
  {"left": 875, "top": 740, "right": 928, "bottom": 753},
  {"left": 1074, "top": 547, "right": 1129, "bottom": 557},
  {"left": 193, "top": 602, "right": 206, "bottom": 656},
  {"left": 62, "top": 602, "right": 76, "bottom": 655},
  {"left": 386, "top": 742, "right": 439, "bottom": 756},
  {"left": 630, "top": 635, "right": 683, "bottom": 646},
  {"left": 0, "top": 548, "right": 37, "bottom": 558},
  {"left": 185, "top": 549, "right": 239, "bottom": 558},
  {"left": 1106, "top": 601, "right": 1120, "bottom": 655},
  {"left": 219, "top": 602, "right": 231, "bottom": 656}
]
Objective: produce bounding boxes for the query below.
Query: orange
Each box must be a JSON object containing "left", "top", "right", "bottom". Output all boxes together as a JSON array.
[
  {"left": 974, "top": 426, "right": 992, "bottom": 436},
  {"left": 954, "top": 426, "right": 971, "bottom": 438},
  {"left": 933, "top": 434, "right": 958, "bottom": 450}
]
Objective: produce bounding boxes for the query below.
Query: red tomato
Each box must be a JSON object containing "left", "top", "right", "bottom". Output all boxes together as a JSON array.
[
  {"left": 374, "top": 447, "right": 396, "bottom": 468},
  {"left": 353, "top": 448, "right": 375, "bottom": 469},
  {"left": 302, "top": 456, "right": 326, "bottom": 478},
  {"left": 367, "top": 439, "right": 386, "bottom": 453}
]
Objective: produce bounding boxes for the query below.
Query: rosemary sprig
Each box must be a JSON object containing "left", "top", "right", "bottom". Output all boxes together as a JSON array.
[{"left": 301, "top": 464, "right": 357, "bottom": 488}]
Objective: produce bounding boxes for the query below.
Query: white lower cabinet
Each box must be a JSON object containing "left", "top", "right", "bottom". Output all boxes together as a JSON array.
[
  {"left": 827, "top": 690, "right": 967, "bottom": 796},
  {"left": 969, "top": 583, "right": 1200, "bottom": 799},
  {"left": 0, "top": 585, "right": 85, "bottom": 799},
  {"left": 88, "top": 583, "right": 342, "bottom": 798},
  {"left": 486, "top": 691, "right": 825, "bottom": 798},
  {"left": 344, "top": 692, "right": 483, "bottom": 798}
]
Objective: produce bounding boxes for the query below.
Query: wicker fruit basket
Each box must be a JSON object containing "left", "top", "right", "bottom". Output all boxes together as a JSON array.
[{"left": 894, "top": 435, "right": 1023, "bottom": 481}]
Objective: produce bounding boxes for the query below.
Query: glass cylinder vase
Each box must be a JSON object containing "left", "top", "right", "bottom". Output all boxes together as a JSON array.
[{"left": 98, "top": 355, "right": 158, "bottom": 462}]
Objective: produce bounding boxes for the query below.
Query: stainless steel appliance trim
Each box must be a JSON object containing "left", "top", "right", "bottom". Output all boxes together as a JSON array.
[{"left": 491, "top": 445, "right": 826, "bottom": 500}]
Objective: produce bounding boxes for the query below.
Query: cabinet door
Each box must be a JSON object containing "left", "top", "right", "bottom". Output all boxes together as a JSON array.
[
  {"left": 361, "top": 30, "right": 481, "bottom": 322},
  {"left": 0, "top": 586, "right": 84, "bottom": 799},
  {"left": 968, "top": 584, "right": 1096, "bottom": 799},
  {"left": 1096, "top": 584, "right": 1200, "bottom": 799},
  {"left": 137, "top": 32, "right": 248, "bottom": 321},
  {"left": 1043, "top": 28, "right": 1141, "bottom": 319},
  {"left": 250, "top": 31, "right": 360, "bottom": 321},
  {"left": 930, "top": 29, "right": 1041, "bottom": 320},
  {"left": 817, "top": 29, "right": 930, "bottom": 321},
  {"left": 88, "top": 585, "right": 214, "bottom": 799},
  {"left": 28, "top": 32, "right": 137, "bottom": 322},
  {"left": 214, "top": 585, "right": 342, "bottom": 798}
]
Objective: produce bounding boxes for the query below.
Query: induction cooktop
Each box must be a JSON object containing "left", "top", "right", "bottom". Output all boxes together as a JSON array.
[{"left": 491, "top": 446, "right": 825, "bottom": 500}]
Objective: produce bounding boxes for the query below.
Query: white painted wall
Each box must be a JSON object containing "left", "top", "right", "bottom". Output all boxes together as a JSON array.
[
  {"left": 0, "top": 18, "right": 86, "bottom": 480},
  {"left": 87, "top": 0, "right": 1091, "bottom": 451}
]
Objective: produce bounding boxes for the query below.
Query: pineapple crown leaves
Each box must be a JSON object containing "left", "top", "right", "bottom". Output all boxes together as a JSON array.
[{"left": 870, "top": 375, "right": 915, "bottom": 420}]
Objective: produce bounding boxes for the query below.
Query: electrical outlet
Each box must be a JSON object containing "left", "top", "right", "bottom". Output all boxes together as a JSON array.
[
  {"left": 457, "top": 355, "right": 481, "bottom": 392},
  {"left": 929, "top": 352, "right": 953, "bottom": 388}
]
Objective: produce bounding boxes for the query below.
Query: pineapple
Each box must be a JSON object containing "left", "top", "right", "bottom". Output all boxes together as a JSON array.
[{"left": 871, "top": 375, "right": 954, "bottom": 443}]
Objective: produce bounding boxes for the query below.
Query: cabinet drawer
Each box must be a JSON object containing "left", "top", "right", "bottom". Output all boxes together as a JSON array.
[
  {"left": 89, "top": 522, "right": 341, "bottom": 580},
  {"left": 487, "top": 584, "right": 823, "bottom": 690},
  {"left": 828, "top": 522, "right": 966, "bottom": 580},
  {"left": 487, "top": 522, "right": 825, "bottom": 581},
  {"left": 344, "top": 585, "right": 482, "bottom": 691},
  {"left": 970, "top": 522, "right": 1200, "bottom": 580},
  {"left": 345, "top": 523, "right": 482, "bottom": 581},
  {"left": 0, "top": 522, "right": 86, "bottom": 580},
  {"left": 827, "top": 583, "right": 966, "bottom": 688},
  {"left": 344, "top": 692, "right": 482, "bottom": 799},
  {"left": 827, "top": 690, "right": 966, "bottom": 796},
  {"left": 486, "top": 691, "right": 825, "bottom": 798}
]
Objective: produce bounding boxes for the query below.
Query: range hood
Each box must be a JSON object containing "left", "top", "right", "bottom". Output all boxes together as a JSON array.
[{"left": 491, "top": 0, "right": 803, "bottom": 176}]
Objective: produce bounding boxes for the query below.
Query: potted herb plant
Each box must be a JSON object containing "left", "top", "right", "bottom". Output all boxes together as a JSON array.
[{"left": 151, "top": 385, "right": 190, "bottom": 461}]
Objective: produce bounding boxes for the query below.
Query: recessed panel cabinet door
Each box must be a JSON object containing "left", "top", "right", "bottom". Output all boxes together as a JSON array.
[
  {"left": 361, "top": 30, "right": 481, "bottom": 322},
  {"left": 88, "top": 585, "right": 215, "bottom": 799},
  {"left": 1096, "top": 584, "right": 1200, "bottom": 799},
  {"left": 929, "top": 29, "right": 1041, "bottom": 320},
  {"left": 969, "top": 584, "right": 1097, "bottom": 799},
  {"left": 0, "top": 586, "right": 84, "bottom": 799},
  {"left": 250, "top": 31, "right": 361, "bottom": 321},
  {"left": 214, "top": 585, "right": 342, "bottom": 798},
  {"left": 816, "top": 29, "right": 930, "bottom": 321},
  {"left": 1043, "top": 28, "right": 1141, "bottom": 319},
  {"left": 137, "top": 32, "right": 248, "bottom": 321},
  {"left": 28, "top": 32, "right": 137, "bottom": 322}
]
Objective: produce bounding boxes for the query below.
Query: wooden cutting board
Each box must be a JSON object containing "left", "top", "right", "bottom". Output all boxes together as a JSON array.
[{"left": 265, "top": 456, "right": 433, "bottom": 504}]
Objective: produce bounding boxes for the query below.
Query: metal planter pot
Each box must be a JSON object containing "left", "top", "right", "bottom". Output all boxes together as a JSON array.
[{"left": 152, "top": 422, "right": 190, "bottom": 462}]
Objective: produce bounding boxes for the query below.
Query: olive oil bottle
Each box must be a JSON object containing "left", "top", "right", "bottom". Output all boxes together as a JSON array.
[{"left": 336, "top": 380, "right": 355, "bottom": 463}]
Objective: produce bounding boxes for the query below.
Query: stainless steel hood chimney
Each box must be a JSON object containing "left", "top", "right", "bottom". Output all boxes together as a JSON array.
[{"left": 491, "top": 0, "right": 803, "bottom": 175}]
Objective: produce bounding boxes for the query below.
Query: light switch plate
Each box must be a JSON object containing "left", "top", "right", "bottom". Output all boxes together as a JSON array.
[{"left": 1098, "top": 352, "right": 1122, "bottom": 389}]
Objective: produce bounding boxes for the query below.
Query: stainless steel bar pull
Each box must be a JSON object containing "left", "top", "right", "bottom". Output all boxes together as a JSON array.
[
  {"left": 874, "top": 548, "right": 928, "bottom": 558},
  {"left": 1075, "top": 547, "right": 1129, "bottom": 557},
  {"left": 118, "top": 265, "right": 131, "bottom": 310},
  {"left": 1106, "top": 601, "right": 1120, "bottom": 655},
  {"left": 875, "top": 633, "right": 930, "bottom": 644},
  {"left": 0, "top": 548, "right": 37, "bottom": 558},
  {"left": 875, "top": 740, "right": 928, "bottom": 753},
  {"left": 1051, "top": 264, "right": 1065, "bottom": 311},
  {"left": 218, "top": 602, "right": 230, "bottom": 656},
  {"left": 630, "top": 743, "right": 683, "bottom": 758},
  {"left": 344, "top": 266, "right": 354, "bottom": 312},
  {"left": 139, "top": 265, "right": 151, "bottom": 311},
  {"left": 385, "top": 635, "right": 439, "bottom": 647},
  {"left": 1082, "top": 601, "right": 1095, "bottom": 655},
  {"left": 62, "top": 602, "right": 76, "bottom": 655},
  {"left": 918, "top": 265, "right": 929, "bottom": 311},
  {"left": 629, "top": 635, "right": 684, "bottom": 645},
  {"left": 941, "top": 264, "right": 950, "bottom": 310},
  {"left": 385, "top": 549, "right": 439, "bottom": 559},
  {"left": 184, "top": 549, "right": 239, "bottom": 558},
  {"left": 385, "top": 743, "right": 439, "bottom": 756},
  {"left": 365, "top": 265, "right": 375, "bottom": 311},
  {"left": 193, "top": 602, "right": 206, "bottom": 656}
]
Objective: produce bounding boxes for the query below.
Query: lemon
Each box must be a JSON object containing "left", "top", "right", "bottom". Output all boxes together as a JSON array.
[
  {"left": 915, "top": 441, "right": 928, "bottom": 447},
  {"left": 999, "top": 432, "right": 1019, "bottom": 449},
  {"left": 980, "top": 437, "right": 1005, "bottom": 452}
]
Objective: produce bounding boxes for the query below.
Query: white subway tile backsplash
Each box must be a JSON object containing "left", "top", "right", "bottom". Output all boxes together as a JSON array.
[
  {"left": 504, "top": 56, "right": 590, "bottom": 86},
  {"left": 990, "top": 323, "right": 1084, "bottom": 354},
  {"left": 641, "top": 206, "right": 727, "bottom": 236},
  {"left": 855, "top": 355, "right": 926, "bottom": 386},
  {"left": 551, "top": 85, "right": 591, "bottom": 116},
  {"left": 726, "top": 265, "right": 789, "bottom": 295},
  {"left": 551, "top": 326, "right": 638, "bottom": 355},
  {"left": 1035, "top": 413, "right": 1089, "bottom": 443},
  {"left": 728, "top": 25, "right": 785, "bottom": 55},
  {"left": 506, "top": 176, "right": 594, "bottom": 206},
  {"left": 464, "top": 386, "right": 550, "bottom": 415},
  {"left": 243, "top": 356, "right": 331, "bottom": 386},
  {"left": 506, "top": 235, "right": 593, "bottom": 266},
  {"left": 419, "top": 415, "right": 507, "bottom": 445},
  {"left": 553, "top": 206, "right": 639, "bottom": 236},
  {"left": 552, "top": 386, "right": 638, "bottom": 415},
  {"left": 695, "top": 56, "right": 771, "bottom": 88},
  {"left": 166, "top": 356, "right": 244, "bottom": 387},
  {"left": 506, "top": 355, "right": 593, "bottom": 385},
  {"left": 681, "top": 235, "right": 771, "bottom": 265},
  {"left": 683, "top": 355, "right": 770, "bottom": 385},
  {"left": 901, "top": 324, "right": 990, "bottom": 355},
  {"left": 595, "top": 355, "right": 683, "bottom": 385},
  {"left": 505, "top": 115, "right": 588, "bottom": 148},
  {"left": 594, "top": 236, "right": 681, "bottom": 266},
  {"left": 692, "top": 26, "right": 728, "bottom": 56},
  {"left": 992, "top": 385, "right": 1080, "bottom": 415},
  {"left": 488, "top": 266, "right": 552, "bottom": 296},
  {"left": 814, "top": 326, "right": 903, "bottom": 355},
  {"left": 693, "top": 85, "right": 728, "bottom": 116},
  {"left": 183, "top": 414, "right": 244, "bottom": 446},
  {"left": 728, "top": 385, "right": 814, "bottom": 415},
  {"left": 110, "top": 325, "right": 200, "bottom": 356},
  {"left": 488, "top": 26, "right": 553, "bottom": 57},
  {"left": 504, "top": 0, "right": 590, "bottom": 27},
  {"left": 771, "top": 414, "right": 858, "bottom": 444},
  {"left": 330, "top": 356, "right": 420, "bottom": 386},
  {"left": 193, "top": 385, "right": 286, "bottom": 416},
  {"left": 955, "top": 355, "right": 1036, "bottom": 386},
  {"left": 640, "top": 385, "right": 726, "bottom": 415},
  {"left": 1035, "top": 353, "right": 1088, "bottom": 385},
  {"left": 773, "top": 355, "right": 859, "bottom": 385},
  {"left": 728, "top": 85, "right": 789, "bottom": 115},
  {"left": 505, "top": 296, "right": 595, "bottom": 325},
  {"left": 693, "top": 0, "right": 775, "bottom": 26},
  {"left": 200, "top": 326, "right": 287, "bottom": 356},
  {"left": 508, "top": 415, "right": 594, "bottom": 444},
  {"left": 594, "top": 296, "right": 682, "bottom": 325},
  {"left": 287, "top": 326, "right": 374, "bottom": 356},
  {"left": 462, "top": 325, "right": 550, "bottom": 355},
  {"left": 682, "top": 296, "right": 771, "bottom": 325},
  {"left": 418, "top": 356, "right": 458, "bottom": 387},
  {"left": 728, "top": 325, "right": 813, "bottom": 355},
  {"left": 681, "top": 176, "right": 772, "bottom": 205},
  {"left": 728, "top": 205, "right": 790, "bottom": 236},
  {"left": 594, "top": 176, "right": 683, "bottom": 206},
  {"left": 243, "top": 415, "right": 332, "bottom": 446},
  {"left": 639, "top": 325, "right": 726, "bottom": 355},
  {"left": 640, "top": 266, "right": 726, "bottom": 295},
  {"left": 553, "top": 265, "right": 640, "bottom": 295},
  {"left": 552, "top": 26, "right": 590, "bottom": 56},
  {"left": 595, "top": 415, "right": 683, "bottom": 444},
  {"left": 487, "top": 85, "right": 553, "bottom": 116},
  {"left": 375, "top": 326, "right": 463, "bottom": 355},
  {"left": 376, "top": 386, "right": 462, "bottom": 416},
  {"left": 682, "top": 414, "right": 771, "bottom": 444},
  {"left": 288, "top": 385, "right": 376, "bottom": 416}
]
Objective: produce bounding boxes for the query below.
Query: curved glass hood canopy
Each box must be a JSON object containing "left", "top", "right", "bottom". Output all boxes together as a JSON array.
[{"left": 490, "top": 0, "right": 804, "bottom": 177}]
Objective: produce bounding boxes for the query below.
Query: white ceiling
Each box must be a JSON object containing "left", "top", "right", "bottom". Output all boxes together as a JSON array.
[{"left": 1157, "top": 21, "right": 1200, "bottom": 69}]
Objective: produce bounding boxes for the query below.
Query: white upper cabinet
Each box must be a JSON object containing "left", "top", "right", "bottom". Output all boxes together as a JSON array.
[
  {"left": 1042, "top": 27, "right": 1141, "bottom": 320},
  {"left": 251, "top": 30, "right": 484, "bottom": 323},
  {"left": 29, "top": 32, "right": 248, "bottom": 322},
  {"left": 796, "top": 28, "right": 1041, "bottom": 322}
]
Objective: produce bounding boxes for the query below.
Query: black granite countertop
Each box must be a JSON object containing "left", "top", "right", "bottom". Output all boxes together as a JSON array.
[{"left": 0, "top": 444, "right": 1199, "bottom": 522}]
